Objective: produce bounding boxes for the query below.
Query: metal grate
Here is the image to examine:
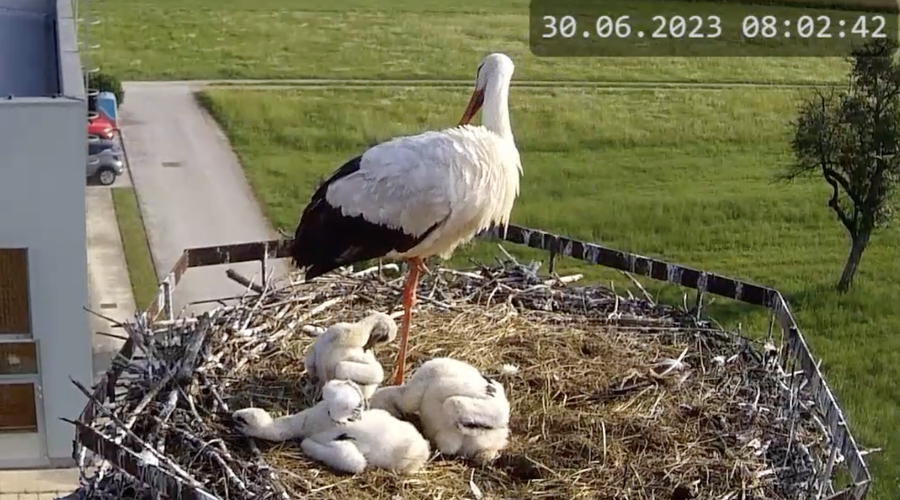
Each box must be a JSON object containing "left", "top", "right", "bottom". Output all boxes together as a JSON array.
[{"left": 161, "top": 161, "right": 183, "bottom": 168}]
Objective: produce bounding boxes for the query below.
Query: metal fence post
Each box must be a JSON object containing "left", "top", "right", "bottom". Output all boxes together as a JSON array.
[
  {"left": 693, "top": 272, "right": 708, "bottom": 320},
  {"left": 261, "top": 241, "right": 269, "bottom": 288},
  {"left": 548, "top": 237, "right": 558, "bottom": 275},
  {"left": 162, "top": 278, "right": 173, "bottom": 320}
]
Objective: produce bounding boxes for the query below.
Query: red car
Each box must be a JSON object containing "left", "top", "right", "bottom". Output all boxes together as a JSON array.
[{"left": 88, "top": 112, "right": 115, "bottom": 139}]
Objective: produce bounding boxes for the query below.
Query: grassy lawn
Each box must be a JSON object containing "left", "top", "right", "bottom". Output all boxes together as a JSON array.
[
  {"left": 83, "top": 0, "right": 870, "bottom": 82},
  {"left": 111, "top": 187, "right": 159, "bottom": 312},
  {"left": 197, "top": 86, "right": 899, "bottom": 498}
]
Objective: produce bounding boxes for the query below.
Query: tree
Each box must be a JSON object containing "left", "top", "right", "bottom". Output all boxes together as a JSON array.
[{"left": 786, "top": 38, "right": 900, "bottom": 292}]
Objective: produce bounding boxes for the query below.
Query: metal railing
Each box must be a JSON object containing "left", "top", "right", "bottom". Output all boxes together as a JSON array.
[{"left": 74, "top": 223, "right": 872, "bottom": 500}]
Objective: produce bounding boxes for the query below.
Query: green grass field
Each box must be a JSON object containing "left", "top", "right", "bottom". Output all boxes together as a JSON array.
[
  {"left": 111, "top": 187, "right": 159, "bottom": 311},
  {"left": 84, "top": 0, "right": 869, "bottom": 82},
  {"left": 197, "top": 86, "right": 899, "bottom": 498}
]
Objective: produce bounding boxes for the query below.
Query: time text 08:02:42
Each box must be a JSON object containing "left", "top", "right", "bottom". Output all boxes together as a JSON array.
[{"left": 540, "top": 14, "right": 889, "bottom": 40}]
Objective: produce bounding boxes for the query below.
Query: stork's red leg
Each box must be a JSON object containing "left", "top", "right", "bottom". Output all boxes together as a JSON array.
[{"left": 390, "top": 258, "right": 423, "bottom": 386}]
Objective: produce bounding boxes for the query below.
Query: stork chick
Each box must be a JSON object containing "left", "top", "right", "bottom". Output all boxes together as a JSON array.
[
  {"left": 305, "top": 312, "right": 397, "bottom": 399},
  {"left": 233, "top": 379, "right": 430, "bottom": 475},
  {"left": 300, "top": 406, "right": 431, "bottom": 475},
  {"left": 370, "top": 357, "right": 510, "bottom": 463},
  {"left": 232, "top": 379, "right": 365, "bottom": 442}
]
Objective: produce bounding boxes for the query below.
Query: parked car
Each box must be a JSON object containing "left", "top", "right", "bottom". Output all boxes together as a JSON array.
[
  {"left": 88, "top": 138, "right": 122, "bottom": 158},
  {"left": 87, "top": 112, "right": 115, "bottom": 140},
  {"left": 86, "top": 144, "right": 125, "bottom": 186}
]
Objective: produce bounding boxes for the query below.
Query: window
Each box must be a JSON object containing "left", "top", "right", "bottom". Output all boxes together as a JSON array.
[
  {"left": 0, "top": 249, "right": 30, "bottom": 335},
  {"left": 0, "top": 383, "right": 37, "bottom": 432},
  {"left": 0, "top": 342, "right": 38, "bottom": 376}
]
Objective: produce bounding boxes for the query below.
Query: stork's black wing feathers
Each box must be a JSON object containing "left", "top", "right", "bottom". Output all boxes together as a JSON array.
[{"left": 289, "top": 155, "right": 441, "bottom": 281}]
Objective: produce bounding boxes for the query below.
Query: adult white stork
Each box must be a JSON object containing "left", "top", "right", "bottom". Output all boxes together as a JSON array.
[{"left": 289, "top": 53, "right": 521, "bottom": 386}]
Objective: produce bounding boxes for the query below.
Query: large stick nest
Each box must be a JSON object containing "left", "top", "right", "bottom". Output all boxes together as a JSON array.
[{"left": 75, "top": 255, "right": 836, "bottom": 500}]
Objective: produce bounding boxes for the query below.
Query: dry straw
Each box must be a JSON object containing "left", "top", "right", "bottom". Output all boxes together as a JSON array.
[{"left": 75, "top": 253, "right": 832, "bottom": 500}]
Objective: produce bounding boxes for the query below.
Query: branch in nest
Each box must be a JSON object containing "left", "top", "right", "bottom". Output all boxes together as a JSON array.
[
  {"left": 67, "top": 379, "right": 208, "bottom": 491},
  {"left": 227, "top": 268, "right": 266, "bottom": 295}
]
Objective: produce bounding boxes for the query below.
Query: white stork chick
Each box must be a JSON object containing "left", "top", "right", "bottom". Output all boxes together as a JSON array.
[
  {"left": 233, "top": 380, "right": 430, "bottom": 475},
  {"left": 231, "top": 379, "right": 365, "bottom": 442},
  {"left": 369, "top": 357, "right": 510, "bottom": 463},
  {"left": 289, "top": 53, "right": 521, "bottom": 387},
  {"left": 304, "top": 312, "right": 397, "bottom": 400},
  {"left": 300, "top": 406, "right": 431, "bottom": 475}
]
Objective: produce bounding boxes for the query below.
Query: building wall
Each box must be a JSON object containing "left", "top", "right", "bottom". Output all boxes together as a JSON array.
[{"left": 0, "top": 98, "right": 91, "bottom": 467}]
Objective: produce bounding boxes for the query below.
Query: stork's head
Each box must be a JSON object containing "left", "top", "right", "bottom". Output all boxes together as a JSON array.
[
  {"left": 323, "top": 379, "right": 365, "bottom": 424},
  {"left": 459, "top": 53, "right": 515, "bottom": 126}
]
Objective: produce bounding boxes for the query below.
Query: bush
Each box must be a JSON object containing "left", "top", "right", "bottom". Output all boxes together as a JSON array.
[{"left": 88, "top": 71, "right": 125, "bottom": 106}]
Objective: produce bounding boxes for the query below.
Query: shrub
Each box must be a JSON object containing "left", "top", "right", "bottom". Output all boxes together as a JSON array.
[{"left": 88, "top": 71, "right": 125, "bottom": 106}]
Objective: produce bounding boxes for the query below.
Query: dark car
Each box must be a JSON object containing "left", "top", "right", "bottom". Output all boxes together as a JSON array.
[
  {"left": 88, "top": 139, "right": 122, "bottom": 157},
  {"left": 86, "top": 138, "right": 125, "bottom": 185}
]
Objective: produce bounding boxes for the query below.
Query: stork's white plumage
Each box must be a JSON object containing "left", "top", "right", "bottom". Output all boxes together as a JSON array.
[{"left": 290, "top": 53, "right": 521, "bottom": 385}]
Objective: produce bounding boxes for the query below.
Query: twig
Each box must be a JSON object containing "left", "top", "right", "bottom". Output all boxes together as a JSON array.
[
  {"left": 68, "top": 379, "right": 207, "bottom": 490},
  {"left": 83, "top": 306, "right": 125, "bottom": 328},
  {"left": 620, "top": 271, "right": 655, "bottom": 306},
  {"left": 154, "top": 417, "right": 251, "bottom": 496},
  {"left": 226, "top": 268, "right": 266, "bottom": 294}
]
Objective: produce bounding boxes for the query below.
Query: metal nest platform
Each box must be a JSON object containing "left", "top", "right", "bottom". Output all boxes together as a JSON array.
[{"left": 69, "top": 224, "right": 871, "bottom": 500}]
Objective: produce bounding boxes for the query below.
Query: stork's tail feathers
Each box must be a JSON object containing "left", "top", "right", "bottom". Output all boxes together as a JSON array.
[
  {"left": 286, "top": 241, "right": 329, "bottom": 285},
  {"left": 287, "top": 236, "right": 312, "bottom": 278},
  {"left": 282, "top": 229, "right": 310, "bottom": 277},
  {"left": 289, "top": 207, "right": 343, "bottom": 282}
]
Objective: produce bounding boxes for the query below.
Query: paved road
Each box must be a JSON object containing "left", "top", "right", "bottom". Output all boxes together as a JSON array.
[{"left": 118, "top": 82, "right": 288, "bottom": 315}]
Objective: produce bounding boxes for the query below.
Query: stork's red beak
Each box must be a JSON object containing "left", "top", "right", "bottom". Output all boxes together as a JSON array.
[{"left": 459, "top": 89, "right": 485, "bottom": 125}]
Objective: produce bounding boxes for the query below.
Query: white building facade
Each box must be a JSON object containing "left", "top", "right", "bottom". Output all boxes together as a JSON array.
[{"left": 0, "top": 0, "right": 93, "bottom": 468}]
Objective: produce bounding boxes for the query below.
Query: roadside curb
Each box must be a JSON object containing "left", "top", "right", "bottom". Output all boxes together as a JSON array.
[{"left": 112, "top": 126, "right": 160, "bottom": 281}]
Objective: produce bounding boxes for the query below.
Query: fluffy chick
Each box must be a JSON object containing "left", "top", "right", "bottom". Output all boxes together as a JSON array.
[
  {"left": 305, "top": 312, "right": 397, "bottom": 400},
  {"left": 232, "top": 379, "right": 365, "bottom": 442},
  {"left": 300, "top": 407, "right": 431, "bottom": 475},
  {"left": 370, "top": 357, "right": 510, "bottom": 463},
  {"left": 233, "top": 379, "right": 429, "bottom": 474}
]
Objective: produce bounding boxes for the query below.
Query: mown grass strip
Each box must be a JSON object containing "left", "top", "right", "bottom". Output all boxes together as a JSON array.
[{"left": 111, "top": 187, "right": 159, "bottom": 312}]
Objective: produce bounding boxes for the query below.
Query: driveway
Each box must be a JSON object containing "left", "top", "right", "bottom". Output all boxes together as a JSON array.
[{"left": 118, "top": 82, "right": 287, "bottom": 315}]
